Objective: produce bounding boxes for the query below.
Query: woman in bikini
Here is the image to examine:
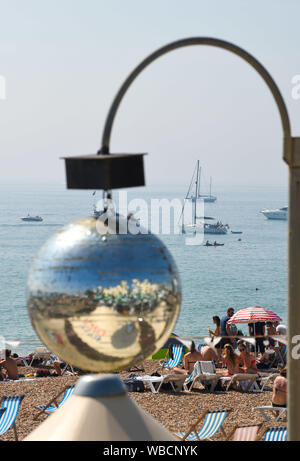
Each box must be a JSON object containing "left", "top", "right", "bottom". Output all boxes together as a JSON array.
[
  {"left": 237, "top": 340, "right": 258, "bottom": 374},
  {"left": 221, "top": 344, "right": 243, "bottom": 376},
  {"left": 272, "top": 367, "right": 287, "bottom": 409}
]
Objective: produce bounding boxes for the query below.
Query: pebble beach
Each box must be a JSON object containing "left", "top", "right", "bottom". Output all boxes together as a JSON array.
[{"left": 0, "top": 360, "right": 285, "bottom": 442}]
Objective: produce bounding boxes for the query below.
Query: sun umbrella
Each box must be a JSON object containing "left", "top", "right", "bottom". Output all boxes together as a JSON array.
[
  {"left": 227, "top": 306, "right": 282, "bottom": 325},
  {"left": 227, "top": 306, "right": 282, "bottom": 360},
  {"left": 25, "top": 374, "right": 176, "bottom": 441}
]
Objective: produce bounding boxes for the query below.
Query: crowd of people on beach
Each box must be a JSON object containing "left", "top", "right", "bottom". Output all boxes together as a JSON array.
[
  {"left": 171, "top": 306, "right": 287, "bottom": 407},
  {"left": 0, "top": 349, "right": 70, "bottom": 381},
  {"left": 0, "top": 305, "right": 287, "bottom": 412}
]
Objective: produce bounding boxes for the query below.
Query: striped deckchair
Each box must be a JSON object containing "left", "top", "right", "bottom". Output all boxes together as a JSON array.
[
  {"left": 34, "top": 385, "right": 75, "bottom": 420},
  {"left": 183, "top": 361, "right": 220, "bottom": 392},
  {"left": 183, "top": 361, "right": 201, "bottom": 390},
  {"left": 226, "top": 423, "right": 263, "bottom": 441},
  {"left": 264, "top": 426, "right": 287, "bottom": 441},
  {"left": 176, "top": 409, "right": 231, "bottom": 441},
  {"left": 159, "top": 345, "right": 183, "bottom": 370},
  {"left": 0, "top": 395, "right": 24, "bottom": 441}
]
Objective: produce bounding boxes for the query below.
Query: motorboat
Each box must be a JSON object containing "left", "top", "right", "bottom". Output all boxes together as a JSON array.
[
  {"left": 261, "top": 207, "right": 287, "bottom": 221},
  {"left": 21, "top": 215, "right": 43, "bottom": 222}
]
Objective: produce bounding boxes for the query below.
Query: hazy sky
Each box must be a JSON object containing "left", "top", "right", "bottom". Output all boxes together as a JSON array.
[{"left": 0, "top": 0, "right": 300, "bottom": 187}]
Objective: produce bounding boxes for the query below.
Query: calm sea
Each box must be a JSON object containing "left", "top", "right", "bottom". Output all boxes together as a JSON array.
[{"left": 0, "top": 182, "right": 288, "bottom": 356}]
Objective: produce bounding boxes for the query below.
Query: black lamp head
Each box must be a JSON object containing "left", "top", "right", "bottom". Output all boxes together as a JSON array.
[{"left": 63, "top": 153, "right": 146, "bottom": 190}]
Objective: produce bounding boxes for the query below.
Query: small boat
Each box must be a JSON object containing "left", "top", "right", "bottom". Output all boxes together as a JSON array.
[
  {"left": 204, "top": 241, "right": 224, "bottom": 246},
  {"left": 231, "top": 231, "right": 243, "bottom": 234},
  {"left": 21, "top": 214, "right": 43, "bottom": 222},
  {"left": 184, "top": 222, "right": 228, "bottom": 234},
  {"left": 204, "top": 222, "right": 228, "bottom": 234}
]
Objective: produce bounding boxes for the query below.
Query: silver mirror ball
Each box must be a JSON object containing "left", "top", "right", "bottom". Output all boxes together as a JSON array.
[{"left": 27, "top": 215, "right": 181, "bottom": 372}]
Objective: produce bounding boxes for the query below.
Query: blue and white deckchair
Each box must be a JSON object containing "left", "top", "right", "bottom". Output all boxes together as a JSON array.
[
  {"left": 0, "top": 395, "right": 24, "bottom": 441},
  {"left": 184, "top": 361, "right": 220, "bottom": 392},
  {"left": 160, "top": 345, "right": 183, "bottom": 370},
  {"left": 35, "top": 385, "right": 75, "bottom": 419},
  {"left": 264, "top": 426, "right": 287, "bottom": 441},
  {"left": 183, "top": 361, "right": 201, "bottom": 390},
  {"left": 176, "top": 409, "right": 231, "bottom": 441}
]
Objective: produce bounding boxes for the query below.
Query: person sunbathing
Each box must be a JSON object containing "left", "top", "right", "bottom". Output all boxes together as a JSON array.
[
  {"left": 0, "top": 349, "right": 19, "bottom": 380},
  {"left": 221, "top": 344, "right": 243, "bottom": 376},
  {"left": 237, "top": 340, "right": 258, "bottom": 374},
  {"left": 198, "top": 344, "right": 219, "bottom": 362},
  {"left": 173, "top": 341, "right": 202, "bottom": 375},
  {"left": 52, "top": 355, "right": 66, "bottom": 376},
  {"left": 272, "top": 367, "right": 287, "bottom": 409}
]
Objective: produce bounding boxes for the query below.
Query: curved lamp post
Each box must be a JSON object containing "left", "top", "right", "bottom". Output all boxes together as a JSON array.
[{"left": 63, "top": 37, "right": 300, "bottom": 440}]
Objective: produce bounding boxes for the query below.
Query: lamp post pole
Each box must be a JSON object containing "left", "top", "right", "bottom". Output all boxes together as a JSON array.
[{"left": 287, "top": 137, "right": 300, "bottom": 440}]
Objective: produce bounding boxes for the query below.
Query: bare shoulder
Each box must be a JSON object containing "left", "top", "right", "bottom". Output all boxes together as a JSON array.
[{"left": 274, "top": 376, "right": 287, "bottom": 385}]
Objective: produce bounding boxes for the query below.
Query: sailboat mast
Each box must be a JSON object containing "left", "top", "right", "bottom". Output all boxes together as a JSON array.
[
  {"left": 181, "top": 201, "right": 185, "bottom": 233},
  {"left": 194, "top": 161, "right": 200, "bottom": 224},
  {"left": 198, "top": 166, "right": 202, "bottom": 198},
  {"left": 210, "top": 176, "right": 212, "bottom": 199}
]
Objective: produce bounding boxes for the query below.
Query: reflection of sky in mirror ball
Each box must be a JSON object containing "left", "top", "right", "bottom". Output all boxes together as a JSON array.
[{"left": 27, "top": 217, "right": 181, "bottom": 372}]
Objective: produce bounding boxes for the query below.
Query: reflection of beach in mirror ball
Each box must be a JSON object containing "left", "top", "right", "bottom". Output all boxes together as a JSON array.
[{"left": 27, "top": 217, "right": 181, "bottom": 372}]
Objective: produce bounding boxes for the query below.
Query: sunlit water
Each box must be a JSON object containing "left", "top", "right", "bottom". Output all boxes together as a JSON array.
[{"left": 0, "top": 182, "right": 288, "bottom": 355}]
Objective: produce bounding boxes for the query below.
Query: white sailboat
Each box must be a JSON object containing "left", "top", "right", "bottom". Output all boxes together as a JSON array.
[
  {"left": 181, "top": 161, "right": 227, "bottom": 235},
  {"left": 190, "top": 165, "right": 217, "bottom": 203}
]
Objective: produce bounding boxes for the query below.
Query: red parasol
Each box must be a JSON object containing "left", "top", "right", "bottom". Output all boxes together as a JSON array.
[{"left": 227, "top": 306, "right": 282, "bottom": 325}]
